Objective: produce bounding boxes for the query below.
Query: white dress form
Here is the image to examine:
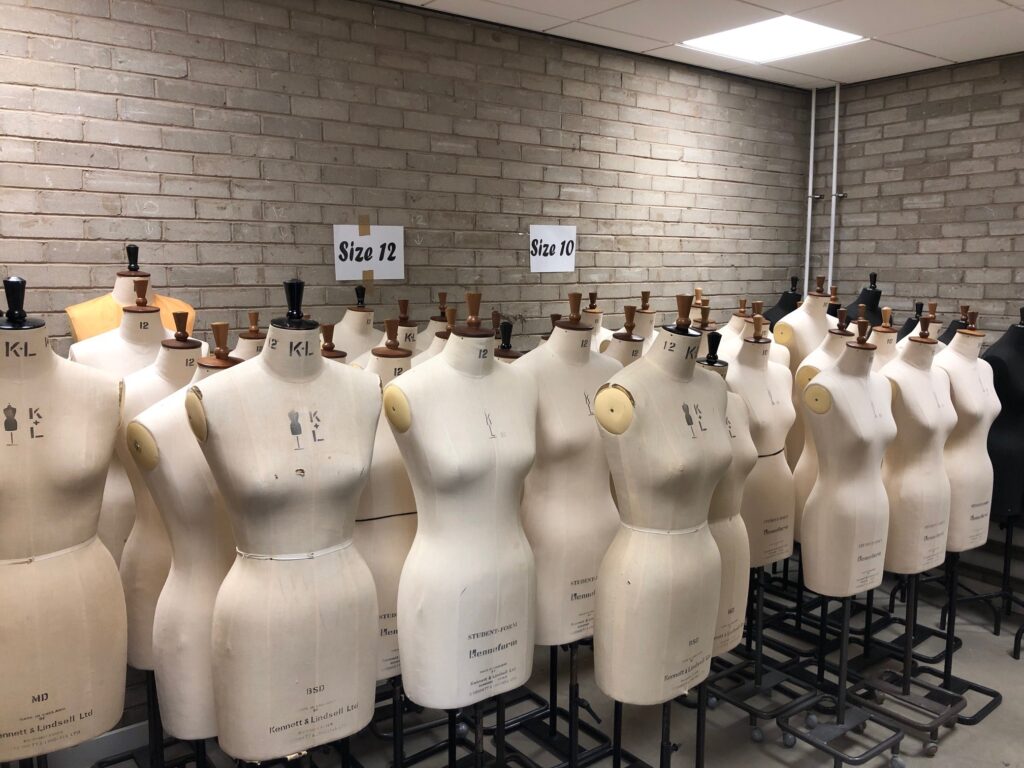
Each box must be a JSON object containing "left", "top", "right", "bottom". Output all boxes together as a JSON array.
[
  {"left": 582, "top": 291, "right": 614, "bottom": 348},
  {"left": 699, "top": 334, "right": 757, "bottom": 656},
  {"left": 185, "top": 282, "right": 380, "bottom": 761},
  {"left": 124, "top": 325, "right": 241, "bottom": 740},
  {"left": 880, "top": 321, "right": 956, "bottom": 574},
  {"left": 726, "top": 317, "right": 797, "bottom": 567},
  {"left": 331, "top": 286, "right": 378, "bottom": 361},
  {"left": 354, "top": 322, "right": 417, "bottom": 681},
  {"left": 411, "top": 306, "right": 455, "bottom": 366},
  {"left": 0, "top": 281, "right": 127, "bottom": 761},
  {"left": 715, "top": 299, "right": 750, "bottom": 353},
  {"left": 352, "top": 300, "right": 418, "bottom": 368},
  {"left": 119, "top": 316, "right": 204, "bottom": 671},
  {"left": 718, "top": 301, "right": 789, "bottom": 368},
  {"left": 792, "top": 317, "right": 855, "bottom": 542},
  {"left": 633, "top": 291, "right": 659, "bottom": 354},
  {"left": 870, "top": 308, "right": 899, "bottom": 371},
  {"left": 800, "top": 321, "right": 897, "bottom": 597},
  {"left": 383, "top": 294, "right": 538, "bottom": 710},
  {"left": 593, "top": 296, "right": 730, "bottom": 705},
  {"left": 68, "top": 280, "right": 171, "bottom": 566},
  {"left": 774, "top": 277, "right": 837, "bottom": 470},
  {"left": 516, "top": 296, "right": 621, "bottom": 646},
  {"left": 602, "top": 306, "right": 644, "bottom": 367},
  {"left": 898, "top": 302, "right": 945, "bottom": 352},
  {"left": 415, "top": 292, "right": 450, "bottom": 353},
  {"left": 933, "top": 313, "right": 1001, "bottom": 552},
  {"left": 231, "top": 311, "right": 266, "bottom": 361}
]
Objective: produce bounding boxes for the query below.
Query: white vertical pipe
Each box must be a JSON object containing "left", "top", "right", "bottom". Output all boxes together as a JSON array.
[
  {"left": 803, "top": 88, "right": 816, "bottom": 295},
  {"left": 826, "top": 83, "right": 841, "bottom": 290}
]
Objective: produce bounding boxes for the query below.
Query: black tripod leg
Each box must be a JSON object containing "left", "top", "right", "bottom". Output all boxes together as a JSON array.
[
  {"left": 944, "top": 555, "right": 959, "bottom": 688},
  {"left": 569, "top": 643, "right": 579, "bottom": 768},
  {"left": 659, "top": 703, "right": 672, "bottom": 768},
  {"left": 194, "top": 740, "right": 207, "bottom": 768},
  {"left": 612, "top": 702, "right": 623, "bottom": 768},
  {"left": 392, "top": 678, "right": 404, "bottom": 768},
  {"left": 496, "top": 694, "right": 506, "bottom": 768},
  {"left": 695, "top": 682, "right": 707, "bottom": 768},
  {"left": 902, "top": 576, "right": 918, "bottom": 696},
  {"left": 146, "top": 671, "right": 165, "bottom": 768},
  {"left": 448, "top": 710, "right": 459, "bottom": 768},
  {"left": 549, "top": 646, "right": 559, "bottom": 737}
]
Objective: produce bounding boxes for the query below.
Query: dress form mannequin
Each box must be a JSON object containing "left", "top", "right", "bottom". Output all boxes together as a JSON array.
[
  {"left": 593, "top": 295, "right": 730, "bottom": 704},
  {"left": 727, "top": 316, "right": 797, "bottom": 566},
  {"left": 416, "top": 292, "right": 450, "bottom": 353},
  {"left": 898, "top": 301, "right": 944, "bottom": 351},
  {"left": 690, "top": 287, "right": 706, "bottom": 324},
  {"left": 495, "top": 320, "right": 523, "bottom": 363},
  {"left": 119, "top": 313, "right": 204, "bottom": 671},
  {"left": 692, "top": 301, "right": 716, "bottom": 360},
  {"left": 383, "top": 292, "right": 538, "bottom": 709},
  {"left": 332, "top": 285, "right": 378, "bottom": 361},
  {"left": 68, "top": 279, "right": 171, "bottom": 565},
  {"left": 826, "top": 285, "right": 842, "bottom": 319},
  {"left": 231, "top": 311, "right": 266, "bottom": 361},
  {"left": 720, "top": 301, "right": 791, "bottom": 369},
  {"left": 716, "top": 298, "right": 749, "bottom": 351},
  {"left": 934, "top": 312, "right": 1001, "bottom": 552},
  {"left": 880, "top": 319, "right": 956, "bottom": 574},
  {"left": 870, "top": 307, "right": 899, "bottom": 371},
  {"left": 64, "top": 244, "right": 196, "bottom": 342},
  {"left": 633, "top": 291, "right": 659, "bottom": 353},
  {"left": 320, "top": 323, "right": 347, "bottom": 362},
  {"left": 516, "top": 293, "right": 621, "bottom": 646},
  {"left": 938, "top": 304, "right": 970, "bottom": 346},
  {"left": 603, "top": 305, "right": 644, "bottom": 367},
  {"left": 185, "top": 280, "right": 380, "bottom": 761},
  {"left": 984, "top": 308, "right": 1024, "bottom": 521},
  {"left": 581, "top": 291, "right": 614, "bottom": 348},
  {"left": 699, "top": 333, "right": 756, "bottom": 656},
  {"left": 801, "top": 320, "right": 897, "bottom": 596},
  {"left": 896, "top": 301, "right": 924, "bottom": 341},
  {"left": 0, "top": 278, "right": 126, "bottom": 761},
  {"left": 537, "top": 313, "right": 561, "bottom": 347},
  {"left": 352, "top": 300, "right": 417, "bottom": 368},
  {"left": 764, "top": 276, "right": 800, "bottom": 330},
  {"left": 125, "top": 323, "right": 242, "bottom": 741},
  {"left": 774, "top": 276, "right": 836, "bottom": 470},
  {"left": 792, "top": 311, "right": 854, "bottom": 542},
  {"left": 355, "top": 320, "right": 416, "bottom": 680},
  {"left": 411, "top": 306, "right": 455, "bottom": 366},
  {"left": 844, "top": 272, "right": 883, "bottom": 327}
]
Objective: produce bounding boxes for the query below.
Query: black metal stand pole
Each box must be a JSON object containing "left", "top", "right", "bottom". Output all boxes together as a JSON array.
[
  {"left": 1001, "top": 522, "right": 1014, "bottom": 619},
  {"left": 339, "top": 738, "right": 353, "bottom": 768},
  {"left": 612, "top": 702, "right": 623, "bottom": 768},
  {"left": 817, "top": 597, "right": 829, "bottom": 687},
  {"left": 193, "top": 739, "right": 207, "bottom": 768},
  {"left": 796, "top": 550, "right": 805, "bottom": 631},
  {"left": 473, "top": 703, "right": 484, "bottom": 768},
  {"left": 902, "top": 576, "right": 918, "bottom": 697},
  {"left": 549, "top": 647, "right": 559, "bottom": 737},
  {"left": 754, "top": 567, "right": 765, "bottom": 689},
  {"left": 835, "top": 598, "right": 852, "bottom": 768},
  {"left": 944, "top": 554, "right": 959, "bottom": 688},
  {"left": 863, "top": 590, "right": 875, "bottom": 657},
  {"left": 447, "top": 710, "right": 459, "bottom": 768},
  {"left": 658, "top": 703, "right": 672, "bottom": 768},
  {"left": 495, "top": 694, "right": 507, "bottom": 768},
  {"left": 392, "top": 677, "right": 404, "bottom": 768},
  {"left": 568, "top": 643, "right": 579, "bottom": 768},
  {"left": 145, "top": 670, "right": 165, "bottom": 768},
  {"left": 695, "top": 683, "right": 707, "bottom": 768}
]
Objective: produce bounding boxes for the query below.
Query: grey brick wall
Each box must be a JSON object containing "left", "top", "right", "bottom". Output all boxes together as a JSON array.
[
  {"left": 0, "top": 0, "right": 810, "bottom": 354},
  {"left": 811, "top": 55, "right": 1024, "bottom": 338}
]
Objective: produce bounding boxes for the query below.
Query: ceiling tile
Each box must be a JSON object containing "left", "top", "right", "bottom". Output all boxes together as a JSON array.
[
  {"left": 580, "top": 0, "right": 777, "bottom": 45},
  {"left": 779, "top": 39, "right": 950, "bottom": 83},
  {"left": 728, "top": 62, "right": 837, "bottom": 88},
  {"left": 544, "top": 21, "right": 666, "bottom": 52},
  {"left": 488, "top": 0, "right": 632, "bottom": 21},
  {"left": 646, "top": 43, "right": 756, "bottom": 68},
  {"left": 737, "top": 0, "right": 837, "bottom": 12},
  {"left": 879, "top": 8, "right": 1024, "bottom": 62},
  {"left": 388, "top": 0, "right": 434, "bottom": 5},
  {"left": 428, "top": 0, "right": 569, "bottom": 30},
  {"left": 797, "top": 0, "right": 1008, "bottom": 37}
]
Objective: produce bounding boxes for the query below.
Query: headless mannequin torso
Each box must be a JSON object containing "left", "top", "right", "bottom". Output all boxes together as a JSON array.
[
  {"left": 984, "top": 309, "right": 1024, "bottom": 521},
  {"left": 332, "top": 286, "right": 378, "bottom": 361},
  {"left": 231, "top": 311, "right": 266, "bottom": 361},
  {"left": 415, "top": 293, "right": 450, "bottom": 354}
]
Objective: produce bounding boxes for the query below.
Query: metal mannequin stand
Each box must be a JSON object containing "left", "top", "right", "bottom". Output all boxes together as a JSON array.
[
  {"left": 886, "top": 577, "right": 962, "bottom": 666},
  {"left": 777, "top": 598, "right": 905, "bottom": 768},
  {"left": 944, "top": 519, "right": 1023, "bottom": 638}
]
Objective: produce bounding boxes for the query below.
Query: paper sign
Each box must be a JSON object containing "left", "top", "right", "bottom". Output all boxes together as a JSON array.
[
  {"left": 333, "top": 225, "right": 405, "bottom": 281},
  {"left": 529, "top": 225, "right": 577, "bottom": 273}
]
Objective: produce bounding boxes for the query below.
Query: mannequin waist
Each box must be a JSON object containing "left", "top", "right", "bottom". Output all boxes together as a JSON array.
[
  {"left": 235, "top": 538, "right": 352, "bottom": 561},
  {"left": 619, "top": 520, "right": 708, "bottom": 536}
]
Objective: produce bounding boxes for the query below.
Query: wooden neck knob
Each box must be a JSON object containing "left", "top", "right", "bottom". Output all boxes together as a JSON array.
[
  {"left": 856, "top": 302, "right": 866, "bottom": 320},
  {"left": 959, "top": 304, "right": 969, "bottom": 321},
  {"left": 211, "top": 322, "right": 229, "bottom": 359},
  {"left": 384, "top": 318, "right": 399, "bottom": 349},
  {"left": 967, "top": 311, "right": 978, "bottom": 331},
  {"left": 699, "top": 302, "right": 711, "bottom": 328},
  {"left": 438, "top": 291, "right": 447, "bottom": 313},
  {"left": 247, "top": 311, "right": 259, "bottom": 334},
  {"left": 624, "top": 305, "right": 636, "bottom": 334},
  {"left": 568, "top": 292, "right": 582, "bottom": 324},
  {"left": 829, "top": 285, "right": 838, "bottom": 303},
  {"left": 815, "top": 275, "right": 826, "bottom": 293},
  {"left": 172, "top": 311, "right": 188, "bottom": 342},
  {"left": 465, "top": 292, "right": 482, "bottom": 328},
  {"left": 856, "top": 318, "right": 869, "bottom": 344},
  {"left": 640, "top": 290, "right": 650, "bottom": 311},
  {"left": 675, "top": 294, "right": 693, "bottom": 329},
  {"left": 753, "top": 314, "right": 765, "bottom": 340},
  {"left": 837, "top": 307, "right": 849, "bottom": 330},
  {"left": 752, "top": 300, "right": 764, "bottom": 316},
  {"left": 881, "top": 307, "right": 892, "bottom": 327},
  {"left": 587, "top": 291, "right": 598, "bottom": 310},
  {"left": 398, "top": 299, "right": 409, "bottom": 324},
  {"left": 133, "top": 278, "right": 149, "bottom": 307},
  {"left": 694, "top": 287, "right": 703, "bottom": 306},
  {"left": 491, "top": 309, "right": 501, "bottom": 337},
  {"left": 445, "top": 306, "right": 457, "bottom": 332},
  {"left": 927, "top": 301, "right": 937, "bottom": 319},
  {"left": 736, "top": 298, "right": 748, "bottom": 317},
  {"left": 321, "top": 322, "right": 336, "bottom": 352},
  {"left": 919, "top": 317, "right": 931, "bottom": 339}
]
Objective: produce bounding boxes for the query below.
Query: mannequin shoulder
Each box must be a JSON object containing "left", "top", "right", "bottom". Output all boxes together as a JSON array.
[
  {"left": 773, "top": 320, "right": 795, "bottom": 346},
  {"left": 125, "top": 420, "right": 159, "bottom": 472},
  {"left": 869, "top": 371, "right": 893, "bottom": 405},
  {"left": 767, "top": 359, "right": 793, "bottom": 388},
  {"left": 66, "top": 327, "right": 114, "bottom": 363},
  {"left": 329, "top": 358, "right": 382, "bottom": 401},
  {"left": 802, "top": 380, "right": 834, "bottom": 415},
  {"left": 594, "top": 382, "right": 635, "bottom": 435},
  {"left": 382, "top": 381, "right": 411, "bottom": 434},
  {"left": 769, "top": 342, "right": 790, "bottom": 368},
  {"left": 795, "top": 363, "right": 821, "bottom": 391}
]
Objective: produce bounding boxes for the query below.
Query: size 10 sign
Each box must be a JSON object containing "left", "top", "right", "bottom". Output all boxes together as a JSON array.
[
  {"left": 529, "top": 225, "right": 577, "bottom": 273},
  {"left": 333, "top": 224, "right": 405, "bottom": 280}
]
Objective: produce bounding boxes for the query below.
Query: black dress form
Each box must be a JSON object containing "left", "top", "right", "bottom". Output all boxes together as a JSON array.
[
  {"left": 983, "top": 309, "right": 1024, "bottom": 521},
  {"left": 844, "top": 272, "right": 883, "bottom": 327},
  {"left": 938, "top": 304, "right": 970, "bottom": 345},
  {"left": 896, "top": 302, "right": 923, "bottom": 341},
  {"left": 764, "top": 276, "right": 800, "bottom": 330}
]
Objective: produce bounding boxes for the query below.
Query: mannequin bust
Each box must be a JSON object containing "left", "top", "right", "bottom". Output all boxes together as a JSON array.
[
  {"left": 64, "top": 244, "right": 195, "bottom": 342},
  {"left": 383, "top": 292, "right": 538, "bottom": 710},
  {"left": 184, "top": 280, "right": 380, "bottom": 761},
  {"left": 792, "top": 311, "right": 854, "bottom": 542},
  {"left": 938, "top": 304, "right": 971, "bottom": 346},
  {"left": 582, "top": 291, "right": 614, "bottom": 348},
  {"left": 896, "top": 301, "right": 924, "bottom": 341},
  {"left": 0, "top": 277, "right": 127, "bottom": 761},
  {"left": 355, "top": 319, "right": 416, "bottom": 681},
  {"left": 416, "top": 292, "right": 450, "bottom": 353},
  {"left": 602, "top": 305, "right": 644, "bottom": 367},
  {"left": 231, "top": 311, "right": 266, "bottom": 361},
  {"left": 592, "top": 295, "right": 730, "bottom": 704},
  {"left": 826, "top": 285, "right": 842, "bottom": 319},
  {"left": 495, "top": 320, "right": 523, "bottom": 363},
  {"left": 934, "top": 312, "right": 1001, "bottom": 552},
  {"left": 538, "top": 313, "right": 561, "bottom": 346},
  {"left": 320, "top": 323, "right": 347, "bottom": 362},
  {"left": 764, "top": 276, "right": 800, "bottom": 330},
  {"left": 119, "top": 313, "right": 204, "bottom": 672},
  {"left": 719, "top": 300, "right": 790, "bottom": 369},
  {"left": 700, "top": 333, "right": 756, "bottom": 656},
  {"left": 68, "top": 279, "right": 172, "bottom": 565},
  {"left": 984, "top": 308, "right": 1024, "bottom": 521},
  {"left": 898, "top": 301, "right": 944, "bottom": 351},
  {"left": 125, "top": 323, "right": 241, "bottom": 741},
  {"left": 352, "top": 300, "right": 417, "bottom": 368},
  {"left": 774, "top": 276, "right": 836, "bottom": 469},
  {"left": 633, "top": 291, "right": 659, "bottom": 353},
  {"left": 880, "top": 319, "right": 956, "bottom": 574},
  {"left": 516, "top": 293, "right": 621, "bottom": 646},
  {"left": 411, "top": 306, "right": 455, "bottom": 366},
  {"left": 844, "top": 272, "right": 883, "bottom": 327},
  {"left": 727, "top": 316, "right": 797, "bottom": 566},
  {"left": 332, "top": 285, "right": 378, "bottom": 361},
  {"left": 801, "top": 319, "right": 897, "bottom": 597},
  {"left": 870, "top": 307, "right": 899, "bottom": 371},
  {"left": 716, "top": 298, "right": 750, "bottom": 351}
]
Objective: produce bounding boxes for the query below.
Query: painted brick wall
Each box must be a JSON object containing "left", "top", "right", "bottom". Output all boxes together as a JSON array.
[
  {"left": 810, "top": 55, "right": 1024, "bottom": 339},
  {"left": 0, "top": 0, "right": 810, "bottom": 354}
]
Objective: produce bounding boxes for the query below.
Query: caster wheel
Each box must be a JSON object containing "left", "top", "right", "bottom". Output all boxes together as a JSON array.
[
  {"left": 853, "top": 722, "right": 867, "bottom": 735},
  {"left": 707, "top": 695, "right": 719, "bottom": 710},
  {"left": 873, "top": 690, "right": 886, "bottom": 704},
  {"left": 925, "top": 741, "right": 938, "bottom": 757},
  {"left": 456, "top": 723, "right": 469, "bottom": 738},
  {"left": 891, "top": 757, "right": 906, "bottom": 768},
  {"left": 805, "top": 713, "right": 819, "bottom": 729},
  {"left": 751, "top": 726, "right": 764, "bottom": 743},
  {"left": 782, "top": 733, "right": 796, "bottom": 748}
]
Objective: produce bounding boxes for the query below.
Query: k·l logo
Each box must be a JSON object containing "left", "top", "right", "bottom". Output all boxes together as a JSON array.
[{"left": 485, "top": 412, "right": 496, "bottom": 439}]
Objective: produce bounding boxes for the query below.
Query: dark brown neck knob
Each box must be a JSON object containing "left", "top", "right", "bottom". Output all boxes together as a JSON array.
[
  {"left": 354, "top": 285, "right": 366, "bottom": 308},
  {"left": 881, "top": 307, "right": 892, "bottom": 327},
  {"left": 914, "top": 301, "right": 923, "bottom": 319},
  {"left": 398, "top": 299, "right": 409, "bottom": 325},
  {"left": 4, "top": 277, "right": 27, "bottom": 325},
  {"left": 790, "top": 276, "right": 799, "bottom": 293},
  {"left": 967, "top": 311, "right": 978, "bottom": 331},
  {"left": 248, "top": 312, "right": 259, "bottom": 334},
  {"left": 321, "top": 323, "right": 336, "bottom": 352},
  {"left": 211, "top": 322, "right": 229, "bottom": 359},
  {"left": 623, "top": 305, "right": 636, "bottom": 334},
  {"left": 134, "top": 278, "right": 149, "bottom": 307},
  {"left": 699, "top": 303, "right": 711, "bottom": 329},
  {"left": 549, "top": 313, "right": 561, "bottom": 329},
  {"left": 499, "top": 321, "right": 513, "bottom": 351},
  {"left": 568, "top": 292, "right": 582, "bottom": 324},
  {"left": 814, "top": 275, "right": 826, "bottom": 294},
  {"left": 172, "top": 311, "right": 188, "bottom": 342},
  {"left": 736, "top": 298, "right": 748, "bottom": 317},
  {"left": 705, "top": 331, "right": 721, "bottom": 363},
  {"left": 837, "top": 307, "right": 849, "bottom": 330},
  {"left": 675, "top": 294, "right": 693, "bottom": 329},
  {"left": 465, "top": 292, "right": 482, "bottom": 329},
  {"left": 959, "top": 304, "right": 969, "bottom": 322},
  {"left": 751, "top": 300, "right": 764, "bottom": 316},
  {"left": 856, "top": 303, "right": 866, "bottom": 321},
  {"left": 869, "top": 272, "right": 878, "bottom": 289},
  {"left": 385, "top": 318, "right": 399, "bottom": 350},
  {"left": 919, "top": 317, "right": 931, "bottom": 339},
  {"left": 927, "top": 301, "right": 937, "bottom": 320},
  {"left": 856, "top": 318, "right": 869, "bottom": 344},
  {"left": 640, "top": 290, "right": 650, "bottom": 311},
  {"left": 829, "top": 285, "right": 838, "bottom": 303},
  {"left": 445, "top": 306, "right": 457, "bottom": 333},
  {"left": 587, "top": 291, "right": 597, "bottom": 311},
  {"left": 126, "top": 243, "right": 140, "bottom": 272},
  {"left": 492, "top": 309, "right": 501, "bottom": 339}
]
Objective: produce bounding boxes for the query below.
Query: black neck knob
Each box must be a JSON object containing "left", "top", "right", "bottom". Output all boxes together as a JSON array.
[
  {"left": 869, "top": 272, "right": 877, "bottom": 289},
  {"left": 4, "top": 277, "right": 27, "bottom": 324},
  {"left": 355, "top": 285, "right": 366, "bottom": 308},
  {"left": 705, "top": 330, "right": 721, "bottom": 363},
  {"left": 1019, "top": 306, "right": 1024, "bottom": 327},
  {"left": 914, "top": 301, "right": 923, "bottom": 319},
  {"left": 499, "top": 320, "right": 513, "bottom": 351},
  {"left": 284, "top": 279, "right": 304, "bottom": 322},
  {"left": 125, "top": 243, "right": 140, "bottom": 272},
  {"left": 789, "top": 276, "right": 798, "bottom": 293}
]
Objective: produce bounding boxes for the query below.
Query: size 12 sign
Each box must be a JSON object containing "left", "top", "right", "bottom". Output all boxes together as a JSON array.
[
  {"left": 333, "top": 225, "right": 405, "bottom": 280},
  {"left": 529, "top": 225, "right": 577, "bottom": 273}
]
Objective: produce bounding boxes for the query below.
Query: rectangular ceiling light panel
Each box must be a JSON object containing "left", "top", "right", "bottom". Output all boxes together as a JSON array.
[{"left": 679, "top": 15, "right": 864, "bottom": 64}]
